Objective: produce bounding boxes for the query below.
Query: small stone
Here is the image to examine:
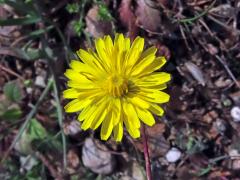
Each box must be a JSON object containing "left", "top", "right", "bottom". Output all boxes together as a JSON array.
[
  {"left": 119, "top": 162, "right": 145, "bottom": 180},
  {"left": 67, "top": 149, "right": 80, "bottom": 169},
  {"left": 35, "top": 76, "right": 46, "bottom": 87},
  {"left": 165, "top": 147, "right": 181, "bottom": 163},
  {"left": 20, "top": 155, "right": 38, "bottom": 172},
  {"left": 229, "top": 149, "right": 239, "bottom": 159},
  {"left": 231, "top": 106, "right": 240, "bottom": 122},
  {"left": 63, "top": 121, "right": 81, "bottom": 135},
  {"left": 207, "top": 44, "right": 218, "bottom": 55},
  {"left": 203, "top": 111, "right": 218, "bottom": 124},
  {"left": 214, "top": 119, "right": 226, "bottom": 135},
  {"left": 26, "top": 87, "right": 33, "bottom": 94},
  {"left": 214, "top": 77, "right": 232, "bottom": 88},
  {"left": 232, "top": 160, "right": 240, "bottom": 170},
  {"left": 82, "top": 138, "right": 115, "bottom": 174},
  {"left": 229, "top": 91, "right": 240, "bottom": 104}
]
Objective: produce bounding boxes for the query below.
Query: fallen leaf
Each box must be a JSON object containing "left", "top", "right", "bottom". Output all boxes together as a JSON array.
[
  {"left": 135, "top": 0, "right": 161, "bottom": 32},
  {"left": 118, "top": 0, "right": 138, "bottom": 40},
  {"left": 67, "top": 149, "right": 80, "bottom": 169},
  {"left": 185, "top": 62, "right": 206, "bottom": 86},
  {"left": 85, "top": 6, "right": 113, "bottom": 38},
  {"left": 82, "top": 138, "right": 116, "bottom": 174},
  {"left": 135, "top": 123, "right": 169, "bottom": 158}
]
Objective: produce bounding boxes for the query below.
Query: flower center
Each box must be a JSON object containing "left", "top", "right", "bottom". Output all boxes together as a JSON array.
[{"left": 107, "top": 75, "right": 128, "bottom": 97}]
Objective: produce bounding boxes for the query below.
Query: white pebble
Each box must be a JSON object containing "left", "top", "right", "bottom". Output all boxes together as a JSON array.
[
  {"left": 35, "top": 76, "right": 46, "bottom": 87},
  {"left": 82, "top": 138, "right": 115, "bottom": 174},
  {"left": 26, "top": 87, "right": 33, "bottom": 94},
  {"left": 231, "top": 106, "right": 240, "bottom": 122},
  {"left": 165, "top": 147, "right": 181, "bottom": 163}
]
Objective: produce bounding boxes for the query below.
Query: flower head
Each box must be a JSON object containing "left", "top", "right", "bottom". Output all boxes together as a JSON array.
[{"left": 63, "top": 34, "right": 171, "bottom": 141}]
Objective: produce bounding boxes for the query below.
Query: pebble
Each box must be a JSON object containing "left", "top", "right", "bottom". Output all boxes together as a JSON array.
[
  {"left": 63, "top": 121, "right": 81, "bottom": 135},
  {"left": 20, "top": 155, "right": 38, "bottom": 172},
  {"left": 82, "top": 138, "right": 115, "bottom": 174},
  {"left": 230, "top": 106, "right": 240, "bottom": 122},
  {"left": 165, "top": 147, "right": 181, "bottom": 163},
  {"left": 35, "top": 76, "right": 46, "bottom": 87}
]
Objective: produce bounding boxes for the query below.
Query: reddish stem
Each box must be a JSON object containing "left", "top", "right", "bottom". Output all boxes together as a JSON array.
[{"left": 141, "top": 125, "right": 152, "bottom": 180}]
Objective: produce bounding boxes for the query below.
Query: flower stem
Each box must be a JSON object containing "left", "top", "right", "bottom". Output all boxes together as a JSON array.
[{"left": 141, "top": 125, "right": 152, "bottom": 180}]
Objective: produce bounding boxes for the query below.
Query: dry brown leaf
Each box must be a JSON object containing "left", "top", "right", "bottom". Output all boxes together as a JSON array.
[
  {"left": 135, "top": 0, "right": 161, "bottom": 32},
  {"left": 67, "top": 149, "right": 80, "bottom": 169},
  {"left": 118, "top": 0, "right": 138, "bottom": 40},
  {"left": 185, "top": 62, "right": 206, "bottom": 86},
  {"left": 135, "top": 123, "right": 169, "bottom": 158},
  {"left": 85, "top": 6, "right": 113, "bottom": 38}
]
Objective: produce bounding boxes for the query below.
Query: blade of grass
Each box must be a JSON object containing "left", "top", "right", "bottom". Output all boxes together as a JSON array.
[
  {"left": 53, "top": 78, "right": 67, "bottom": 171},
  {"left": 1, "top": 77, "right": 53, "bottom": 163},
  {"left": 176, "top": 0, "right": 216, "bottom": 24},
  {"left": 28, "top": 25, "right": 54, "bottom": 37},
  {"left": 40, "top": 37, "right": 67, "bottom": 171},
  {"left": 3, "top": 0, "right": 37, "bottom": 16},
  {"left": 0, "top": 16, "right": 41, "bottom": 26}
]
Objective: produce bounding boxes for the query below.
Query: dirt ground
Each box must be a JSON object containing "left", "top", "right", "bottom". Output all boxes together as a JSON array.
[{"left": 1, "top": 0, "right": 240, "bottom": 179}]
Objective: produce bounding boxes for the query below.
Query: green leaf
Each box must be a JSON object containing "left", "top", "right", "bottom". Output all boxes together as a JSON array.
[
  {"left": 3, "top": 0, "right": 37, "bottom": 16},
  {"left": 66, "top": 3, "right": 80, "bottom": 14},
  {"left": 1, "top": 107, "right": 22, "bottom": 121},
  {"left": 3, "top": 81, "right": 22, "bottom": 102},
  {"left": 28, "top": 118, "right": 47, "bottom": 140},
  {"left": 13, "top": 48, "right": 45, "bottom": 61},
  {"left": 72, "top": 20, "right": 84, "bottom": 37},
  {"left": 98, "top": 4, "right": 112, "bottom": 21},
  {"left": 0, "top": 16, "right": 41, "bottom": 26},
  {"left": 197, "top": 165, "right": 212, "bottom": 176},
  {"left": 28, "top": 25, "right": 54, "bottom": 37}
]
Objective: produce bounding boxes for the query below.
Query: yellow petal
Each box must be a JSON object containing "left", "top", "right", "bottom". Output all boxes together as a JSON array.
[
  {"left": 81, "top": 99, "right": 108, "bottom": 130},
  {"left": 124, "top": 37, "right": 144, "bottom": 69},
  {"left": 104, "top": 35, "right": 113, "bottom": 55},
  {"left": 130, "top": 54, "right": 155, "bottom": 76},
  {"left": 121, "top": 107, "right": 140, "bottom": 138},
  {"left": 132, "top": 56, "right": 166, "bottom": 77},
  {"left": 112, "top": 98, "right": 121, "bottom": 126},
  {"left": 139, "top": 84, "right": 167, "bottom": 90},
  {"left": 114, "top": 33, "right": 124, "bottom": 48},
  {"left": 69, "top": 60, "right": 90, "bottom": 73},
  {"left": 140, "top": 46, "right": 157, "bottom": 59},
  {"left": 114, "top": 34, "right": 125, "bottom": 71},
  {"left": 123, "top": 101, "right": 140, "bottom": 128},
  {"left": 77, "top": 49, "right": 105, "bottom": 72},
  {"left": 127, "top": 96, "right": 150, "bottom": 109},
  {"left": 67, "top": 81, "right": 96, "bottom": 89},
  {"left": 124, "top": 38, "right": 130, "bottom": 51},
  {"left": 95, "top": 38, "right": 110, "bottom": 68},
  {"left": 149, "top": 103, "right": 164, "bottom": 116},
  {"left": 65, "top": 69, "right": 87, "bottom": 81},
  {"left": 91, "top": 108, "right": 108, "bottom": 130},
  {"left": 137, "top": 72, "right": 171, "bottom": 87},
  {"left": 101, "top": 111, "right": 113, "bottom": 140},
  {"left": 138, "top": 90, "right": 170, "bottom": 104},
  {"left": 131, "top": 36, "right": 144, "bottom": 51},
  {"left": 136, "top": 107, "right": 155, "bottom": 126},
  {"left": 123, "top": 119, "right": 140, "bottom": 138},
  {"left": 64, "top": 99, "right": 85, "bottom": 113},
  {"left": 113, "top": 121, "right": 123, "bottom": 142},
  {"left": 88, "top": 48, "right": 109, "bottom": 73},
  {"left": 78, "top": 104, "right": 96, "bottom": 121},
  {"left": 63, "top": 89, "right": 80, "bottom": 99}
]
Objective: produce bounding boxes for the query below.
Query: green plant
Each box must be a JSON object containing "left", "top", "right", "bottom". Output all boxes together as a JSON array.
[
  {"left": 72, "top": 19, "right": 85, "bottom": 37},
  {"left": 97, "top": 3, "right": 112, "bottom": 21},
  {"left": 66, "top": 3, "right": 80, "bottom": 14}
]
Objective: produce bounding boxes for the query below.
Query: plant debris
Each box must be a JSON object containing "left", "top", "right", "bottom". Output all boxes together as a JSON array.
[{"left": 1, "top": 0, "right": 240, "bottom": 179}]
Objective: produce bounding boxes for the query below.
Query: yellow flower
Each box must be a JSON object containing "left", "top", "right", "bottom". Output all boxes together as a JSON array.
[{"left": 63, "top": 34, "right": 171, "bottom": 141}]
